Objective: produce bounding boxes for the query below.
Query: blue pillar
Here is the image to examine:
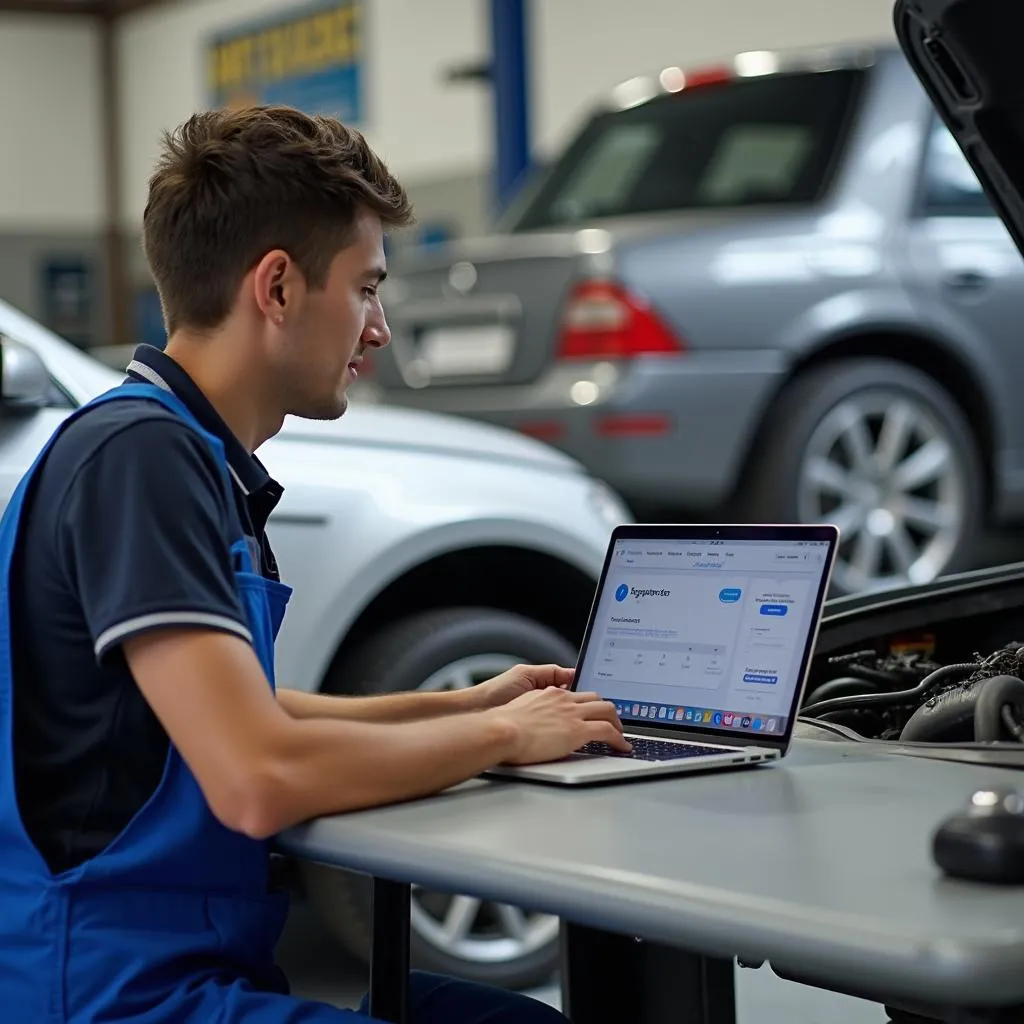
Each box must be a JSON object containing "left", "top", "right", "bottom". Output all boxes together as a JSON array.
[{"left": 489, "top": 0, "right": 531, "bottom": 212}]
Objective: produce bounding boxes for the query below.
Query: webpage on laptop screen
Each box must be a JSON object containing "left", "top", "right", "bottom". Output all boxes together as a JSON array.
[{"left": 576, "top": 538, "right": 831, "bottom": 739}]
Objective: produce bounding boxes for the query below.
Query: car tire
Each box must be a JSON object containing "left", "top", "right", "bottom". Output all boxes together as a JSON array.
[
  {"left": 740, "top": 357, "right": 984, "bottom": 595},
  {"left": 300, "top": 607, "right": 577, "bottom": 991}
]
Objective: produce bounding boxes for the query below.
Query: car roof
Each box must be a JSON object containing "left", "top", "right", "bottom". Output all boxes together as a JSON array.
[{"left": 601, "top": 42, "right": 892, "bottom": 114}]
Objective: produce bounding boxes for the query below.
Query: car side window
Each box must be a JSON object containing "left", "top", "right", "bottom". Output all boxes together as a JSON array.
[
  {"left": 919, "top": 119, "right": 994, "bottom": 217},
  {"left": 42, "top": 378, "right": 75, "bottom": 409}
]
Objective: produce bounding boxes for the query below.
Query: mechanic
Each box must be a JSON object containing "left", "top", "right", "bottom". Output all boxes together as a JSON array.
[{"left": 0, "top": 105, "right": 629, "bottom": 1022}]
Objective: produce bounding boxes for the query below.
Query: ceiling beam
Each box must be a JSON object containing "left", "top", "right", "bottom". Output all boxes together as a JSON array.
[
  {"left": 109, "top": 0, "right": 166, "bottom": 12},
  {"left": 0, "top": 0, "right": 169, "bottom": 16},
  {"left": 0, "top": 1, "right": 103, "bottom": 13}
]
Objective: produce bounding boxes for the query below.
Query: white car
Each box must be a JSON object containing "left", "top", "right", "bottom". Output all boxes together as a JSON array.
[{"left": 0, "top": 297, "right": 632, "bottom": 990}]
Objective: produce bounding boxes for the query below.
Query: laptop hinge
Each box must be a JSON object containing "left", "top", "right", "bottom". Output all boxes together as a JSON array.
[{"left": 633, "top": 724, "right": 784, "bottom": 749}]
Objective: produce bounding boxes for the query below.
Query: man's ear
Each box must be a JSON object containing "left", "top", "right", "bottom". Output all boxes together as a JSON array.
[{"left": 251, "top": 250, "right": 298, "bottom": 324}]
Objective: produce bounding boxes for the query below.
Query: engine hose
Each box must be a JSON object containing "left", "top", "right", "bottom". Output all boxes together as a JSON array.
[
  {"left": 1001, "top": 705, "right": 1024, "bottom": 742},
  {"left": 843, "top": 664, "right": 915, "bottom": 687},
  {"left": 900, "top": 679, "right": 982, "bottom": 743},
  {"left": 804, "top": 676, "right": 881, "bottom": 705},
  {"left": 800, "top": 662, "right": 978, "bottom": 719},
  {"left": 974, "top": 674, "right": 1024, "bottom": 743}
]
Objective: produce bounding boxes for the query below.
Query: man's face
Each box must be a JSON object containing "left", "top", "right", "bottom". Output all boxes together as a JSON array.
[{"left": 278, "top": 208, "right": 390, "bottom": 420}]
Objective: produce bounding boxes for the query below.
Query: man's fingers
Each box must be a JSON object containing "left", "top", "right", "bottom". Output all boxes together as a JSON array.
[
  {"left": 575, "top": 697, "right": 626, "bottom": 732},
  {"left": 529, "top": 664, "right": 576, "bottom": 689},
  {"left": 587, "top": 722, "right": 632, "bottom": 752},
  {"left": 576, "top": 696, "right": 622, "bottom": 718},
  {"left": 542, "top": 688, "right": 626, "bottom": 733},
  {"left": 552, "top": 690, "right": 625, "bottom": 732},
  {"left": 552, "top": 666, "right": 576, "bottom": 689}
]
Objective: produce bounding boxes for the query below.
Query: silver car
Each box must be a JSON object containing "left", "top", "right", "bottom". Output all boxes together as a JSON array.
[{"left": 367, "top": 44, "right": 1022, "bottom": 596}]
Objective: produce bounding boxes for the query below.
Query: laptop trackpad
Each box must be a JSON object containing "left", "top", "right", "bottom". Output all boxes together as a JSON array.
[{"left": 487, "top": 746, "right": 751, "bottom": 784}]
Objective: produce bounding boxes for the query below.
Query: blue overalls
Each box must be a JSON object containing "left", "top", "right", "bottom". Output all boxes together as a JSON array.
[
  {"left": 0, "top": 383, "right": 350, "bottom": 1022},
  {"left": 0, "top": 381, "right": 568, "bottom": 1024}
]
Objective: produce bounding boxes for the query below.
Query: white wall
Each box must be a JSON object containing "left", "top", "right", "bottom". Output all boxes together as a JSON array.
[
  {"left": 117, "top": 0, "right": 900, "bottom": 228},
  {"left": 117, "top": 0, "right": 490, "bottom": 227},
  {"left": 532, "top": 0, "right": 898, "bottom": 157},
  {"left": 0, "top": 14, "right": 104, "bottom": 230}
]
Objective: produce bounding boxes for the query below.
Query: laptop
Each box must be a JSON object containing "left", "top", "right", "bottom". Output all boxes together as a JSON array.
[{"left": 487, "top": 523, "right": 838, "bottom": 785}]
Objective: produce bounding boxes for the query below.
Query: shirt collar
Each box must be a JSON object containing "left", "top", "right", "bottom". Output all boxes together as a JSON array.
[{"left": 123, "top": 344, "right": 276, "bottom": 500}]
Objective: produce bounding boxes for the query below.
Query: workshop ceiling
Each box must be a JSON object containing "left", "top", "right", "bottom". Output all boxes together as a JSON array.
[{"left": 0, "top": 0, "right": 168, "bottom": 16}]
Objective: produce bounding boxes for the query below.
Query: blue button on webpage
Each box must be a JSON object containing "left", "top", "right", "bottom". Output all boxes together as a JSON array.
[
  {"left": 759, "top": 603, "right": 788, "bottom": 616},
  {"left": 743, "top": 672, "right": 779, "bottom": 685}
]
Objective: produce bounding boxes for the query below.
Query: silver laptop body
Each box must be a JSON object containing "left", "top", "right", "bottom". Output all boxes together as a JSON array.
[{"left": 487, "top": 523, "right": 838, "bottom": 786}]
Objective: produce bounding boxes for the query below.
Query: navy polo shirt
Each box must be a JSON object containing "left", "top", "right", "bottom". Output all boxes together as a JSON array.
[{"left": 10, "top": 345, "right": 284, "bottom": 874}]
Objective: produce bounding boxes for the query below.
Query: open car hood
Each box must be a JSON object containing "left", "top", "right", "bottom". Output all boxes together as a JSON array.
[{"left": 895, "top": 0, "right": 1024, "bottom": 260}]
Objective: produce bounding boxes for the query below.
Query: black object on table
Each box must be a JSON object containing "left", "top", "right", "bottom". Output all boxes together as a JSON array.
[{"left": 932, "top": 785, "right": 1024, "bottom": 886}]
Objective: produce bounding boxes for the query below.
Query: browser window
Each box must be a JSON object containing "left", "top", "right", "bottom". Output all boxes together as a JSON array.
[{"left": 575, "top": 538, "right": 831, "bottom": 738}]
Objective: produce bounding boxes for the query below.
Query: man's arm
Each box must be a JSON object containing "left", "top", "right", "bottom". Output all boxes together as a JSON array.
[
  {"left": 125, "top": 628, "right": 625, "bottom": 837},
  {"left": 61, "top": 414, "right": 627, "bottom": 836},
  {"left": 276, "top": 686, "right": 474, "bottom": 723}
]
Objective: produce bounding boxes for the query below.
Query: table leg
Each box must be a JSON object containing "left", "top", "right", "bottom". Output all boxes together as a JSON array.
[
  {"left": 368, "top": 877, "right": 410, "bottom": 1024},
  {"left": 560, "top": 922, "right": 735, "bottom": 1024}
]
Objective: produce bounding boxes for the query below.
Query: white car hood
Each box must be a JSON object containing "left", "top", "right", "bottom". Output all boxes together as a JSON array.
[
  {"left": 278, "top": 401, "right": 583, "bottom": 472},
  {"left": 0, "top": 298, "right": 581, "bottom": 474}
]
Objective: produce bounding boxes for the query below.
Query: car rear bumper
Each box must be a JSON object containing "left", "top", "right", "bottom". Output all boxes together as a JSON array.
[{"left": 360, "top": 352, "right": 787, "bottom": 509}]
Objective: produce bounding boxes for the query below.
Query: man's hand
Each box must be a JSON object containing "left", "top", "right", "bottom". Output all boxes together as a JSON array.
[
  {"left": 468, "top": 663, "right": 575, "bottom": 711},
  {"left": 485, "top": 687, "right": 631, "bottom": 765}
]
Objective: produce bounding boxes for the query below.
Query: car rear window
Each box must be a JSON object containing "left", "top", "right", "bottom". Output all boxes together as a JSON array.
[{"left": 507, "top": 68, "right": 865, "bottom": 231}]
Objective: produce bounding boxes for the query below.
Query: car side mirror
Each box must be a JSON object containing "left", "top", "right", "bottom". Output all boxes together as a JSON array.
[{"left": 0, "top": 336, "right": 51, "bottom": 415}]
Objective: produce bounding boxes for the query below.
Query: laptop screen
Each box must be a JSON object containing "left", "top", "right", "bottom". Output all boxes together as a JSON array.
[{"left": 574, "top": 531, "right": 834, "bottom": 741}]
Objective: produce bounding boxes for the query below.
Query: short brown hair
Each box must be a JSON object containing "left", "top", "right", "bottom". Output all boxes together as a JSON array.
[{"left": 142, "top": 105, "right": 414, "bottom": 335}]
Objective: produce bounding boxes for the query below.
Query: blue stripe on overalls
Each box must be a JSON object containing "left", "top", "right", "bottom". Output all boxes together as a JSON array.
[{"left": 0, "top": 382, "right": 364, "bottom": 1022}]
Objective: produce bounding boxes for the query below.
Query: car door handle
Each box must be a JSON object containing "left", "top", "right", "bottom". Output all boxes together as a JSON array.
[{"left": 944, "top": 269, "right": 990, "bottom": 292}]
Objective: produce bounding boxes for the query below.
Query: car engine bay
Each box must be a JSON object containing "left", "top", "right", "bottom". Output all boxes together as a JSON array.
[
  {"left": 796, "top": 569, "right": 1024, "bottom": 763},
  {"left": 802, "top": 642, "right": 1024, "bottom": 744}
]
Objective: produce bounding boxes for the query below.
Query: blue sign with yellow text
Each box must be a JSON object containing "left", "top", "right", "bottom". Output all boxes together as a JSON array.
[{"left": 208, "top": 0, "right": 363, "bottom": 124}]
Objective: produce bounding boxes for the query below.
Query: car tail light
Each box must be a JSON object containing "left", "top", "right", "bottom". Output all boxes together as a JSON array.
[
  {"left": 680, "top": 65, "right": 733, "bottom": 89},
  {"left": 555, "top": 280, "right": 684, "bottom": 360},
  {"left": 517, "top": 420, "right": 566, "bottom": 442},
  {"left": 595, "top": 414, "right": 673, "bottom": 437}
]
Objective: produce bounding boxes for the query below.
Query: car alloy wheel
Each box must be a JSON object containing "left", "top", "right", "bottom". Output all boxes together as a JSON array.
[
  {"left": 410, "top": 886, "right": 560, "bottom": 969},
  {"left": 797, "top": 391, "right": 966, "bottom": 593}
]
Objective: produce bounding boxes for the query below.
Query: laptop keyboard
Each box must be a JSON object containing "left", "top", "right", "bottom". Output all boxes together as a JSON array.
[{"left": 575, "top": 738, "right": 733, "bottom": 762}]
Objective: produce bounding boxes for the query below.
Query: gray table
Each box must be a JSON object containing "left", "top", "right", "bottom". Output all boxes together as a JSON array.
[{"left": 279, "top": 740, "right": 1024, "bottom": 1024}]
